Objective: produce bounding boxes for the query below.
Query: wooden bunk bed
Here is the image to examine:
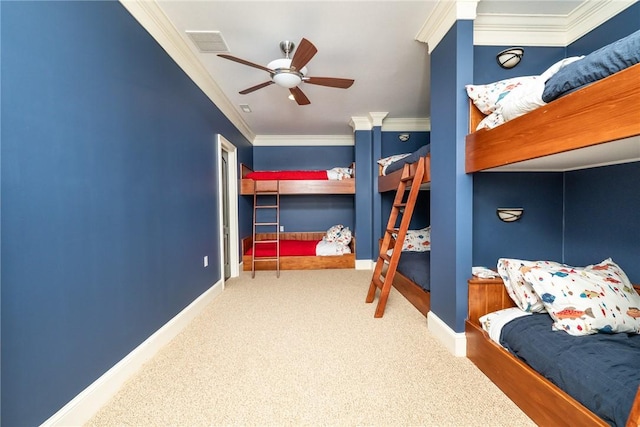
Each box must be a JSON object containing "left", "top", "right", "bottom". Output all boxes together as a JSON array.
[
  {"left": 466, "top": 61, "right": 640, "bottom": 173},
  {"left": 241, "top": 163, "right": 356, "bottom": 274},
  {"left": 375, "top": 151, "right": 432, "bottom": 316},
  {"left": 242, "top": 231, "right": 355, "bottom": 271},
  {"left": 240, "top": 163, "right": 356, "bottom": 195},
  {"left": 464, "top": 31, "right": 640, "bottom": 426},
  {"left": 367, "top": 154, "right": 430, "bottom": 317},
  {"left": 466, "top": 277, "right": 640, "bottom": 427}
]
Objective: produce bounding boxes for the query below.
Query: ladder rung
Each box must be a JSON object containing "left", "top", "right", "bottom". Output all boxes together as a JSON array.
[
  {"left": 254, "top": 222, "right": 278, "bottom": 226},
  {"left": 371, "top": 276, "right": 384, "bottom": 288},
  {"left": 254, "top": 239, "right": 279, "bottom": 244},
  {"left": 254, "top": 257, "right": 279, "bottom": 262},
  {"left": 255, "top": 205, "right": 278, "bottom": 209},
  {"left": 394, "top": 203, "right": 407, "bottom": 209},
  {"left": 386, "top": 228, "right": 399, "bottom": 235},
  {"left": 401, "top": 175, "right": 415, "bottom": 182},
  {"left": 379, "top": 253, "right": 390, "bottom": 263}
]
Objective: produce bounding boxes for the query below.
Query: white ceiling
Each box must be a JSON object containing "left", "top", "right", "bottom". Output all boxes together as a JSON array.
[{"left": 125, "top": 0, "right": 635, "bottom": 143}]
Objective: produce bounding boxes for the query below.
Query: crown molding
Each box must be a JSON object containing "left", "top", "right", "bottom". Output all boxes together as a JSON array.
[
  {"left": 474, "top": 13, "right": 569, "bottom": 46},
  {"left": 252, "top": 135, "right": 354, "bottom": 147},
  {"left": 118, "top": 0, "right": 255, "bottom": 143},
  {"left": 416, "top": 0, "right": 479, "bottom": 53},
  {"left": 565, "top": 0, "right": 637, "bottom": 45},
  {"left": 474, "top": 0, "right": 637, "bottom": 46},
  {"left": 350, "top": 117, "right": 373, "bottom": 131},
  {"left": 368, "top": 112, "right": 389, "bottom": 127},
  {"left": 382, "top": 118, "right": 431, "bottom": 132}
]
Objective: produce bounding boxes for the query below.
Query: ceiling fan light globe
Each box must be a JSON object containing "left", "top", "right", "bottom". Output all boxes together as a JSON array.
[{"left": 273, "top": 72, "right": 301, "bottom": 88}]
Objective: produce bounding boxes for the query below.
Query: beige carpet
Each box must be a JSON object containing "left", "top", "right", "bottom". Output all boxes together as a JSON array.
[{"left": 87, "top": 269, "right": 535, "bottom": 426}]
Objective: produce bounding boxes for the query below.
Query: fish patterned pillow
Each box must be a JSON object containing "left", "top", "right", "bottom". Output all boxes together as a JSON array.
[
  {"left": 393, "top": 226, "right": 431, "bottom": 252},
  {"left": 497, "top": 258, "right": 567, "bottom": 313},
  {"left": 524, "top": 258, "right": 640, "bottom": 336}
]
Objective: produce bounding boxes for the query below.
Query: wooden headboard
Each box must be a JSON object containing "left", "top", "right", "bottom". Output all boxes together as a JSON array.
[
  {"left": 467, "top": 277, "right": 640, "bottom": 326},
  {"left": 468, "top": 99, "right": 485, "bottom": 134}
]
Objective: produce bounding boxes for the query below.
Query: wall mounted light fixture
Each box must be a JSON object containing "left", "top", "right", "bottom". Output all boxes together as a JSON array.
[
  {"left": 497, "top": 207, "right": 524, "bottom": 222},
  {"left": 398, "top": 133, "right": 410, "bottom": 142},
  {"left": 496, "top": 47, "right": 524, "bottom": 69}
]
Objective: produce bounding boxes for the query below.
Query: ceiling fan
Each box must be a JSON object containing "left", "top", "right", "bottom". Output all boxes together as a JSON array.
[{"left": 218, "top": 38, "right": 354, "bottom": 105}]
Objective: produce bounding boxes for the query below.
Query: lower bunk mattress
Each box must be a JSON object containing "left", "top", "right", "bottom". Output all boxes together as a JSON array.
[
  {"left": 499, "top": 313, "right": 640, "bottom": 426},
  {"left": 396, "top": 251, "right": 430, "bottom": 291},
  {"left": 242, "top": 232, "right": 355, "bottom": 271}
]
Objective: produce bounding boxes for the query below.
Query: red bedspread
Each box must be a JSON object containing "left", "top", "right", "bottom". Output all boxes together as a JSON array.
[
  {"left": 245, "top": 170, "right": 329, "bottom": 180},
  {"left": 246, "top": 240, "right": 319, "bottom": 257}
]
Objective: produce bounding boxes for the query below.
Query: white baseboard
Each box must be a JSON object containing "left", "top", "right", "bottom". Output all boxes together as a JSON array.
[
  {"left": 42, "top": 279, "right": 225, "bottom": 427},
  {"left": 355, "top": 259, "right": 374, "bottom": 270},
  {"left": 427, "top": 311, "right": 467, "bottom": 357}
]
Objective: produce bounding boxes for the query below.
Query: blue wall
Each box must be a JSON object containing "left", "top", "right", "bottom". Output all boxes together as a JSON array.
[
  {"left": 564, "top": 162, "right": 640, "bottom": 283},
  {"left": 568, "top": 2, "right": 640, "bottom": 55},
  {"left": 473, "top": 172, "right": 564, "bottom": 267},
  {"left": 381, "top": 131, "right": 430, "bottom": 158},
  {"left": 430, "top": 20, "right": 474, "bottom": 332},
  {"left": 354, "top": 130, "right": 374, "bottom": 260},
  {"left": 473, "top": 45, "right": 566, "bottom": 84},
  {"left": 251, "top": 145, "right": 355, "bottom": 233},
  {"left": 1, "top": 2, "right": 251, "bottom": 425}
]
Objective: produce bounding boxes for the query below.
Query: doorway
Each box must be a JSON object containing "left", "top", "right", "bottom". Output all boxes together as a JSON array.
[{"left": 217, "top": 135, "right": 239, "bottom": 281}]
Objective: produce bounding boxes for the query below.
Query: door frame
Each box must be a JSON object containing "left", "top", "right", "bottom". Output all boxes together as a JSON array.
[{"left": 217, "top": 134, "right": 240, "bottom": 280}]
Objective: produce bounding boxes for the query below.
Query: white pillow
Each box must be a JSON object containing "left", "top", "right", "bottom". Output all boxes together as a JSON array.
[
  {"left": 479, "top": 307, "right": 532, "bottom": 344},
  {"left": 378, "top": 153, "right": 410, "bottom": 167},
  {"left": 326, "top": 167, "right": 352, "bottom": 180},
  {"left": 466, "top": 76, "right": 538, "bottom": 115},
  {"left": 499, "top": 77, "right": 546, "bottom": 122},
  {"left": 378, "top": 153, "right": 411, "bottom": 175},
  {"left": 540, "top": 56, "right": 585, "bottom": 82},
  {"left": 473, "top": 76, "right": 546, "bottom": 130}
]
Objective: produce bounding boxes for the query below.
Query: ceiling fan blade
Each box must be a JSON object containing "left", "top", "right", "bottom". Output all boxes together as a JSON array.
[
  {"left": 289, "top": 87, "right": 310, "bottom": 105},
  {"left": 218, "top": 54, "right": 274, "bottom": 73},
  {"left": 304, "top": 77, "right": 355, "bottom": 89},
  {"left": 290, "top": 38, "right": 317, "bottom": 71},
  {"left": 239, "top": 81, "right": 274, "bottom": 94}
]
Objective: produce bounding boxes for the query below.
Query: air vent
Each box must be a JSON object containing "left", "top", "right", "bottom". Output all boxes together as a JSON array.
[{"left": 186, "top": 31, "right": 229, "bottom": 53}]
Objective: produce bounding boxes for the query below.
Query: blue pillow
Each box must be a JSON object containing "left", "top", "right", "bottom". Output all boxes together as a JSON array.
[{"left": 542, "top": 29, "right": 640, "bottom": 103}]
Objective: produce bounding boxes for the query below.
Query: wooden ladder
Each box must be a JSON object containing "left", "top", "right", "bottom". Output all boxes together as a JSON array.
[
  {"left": 366, "top": 156, "right": 426, "bottom": 317},
  {"left": 252, "top": 180, "right": 280, "bottom": 278}
]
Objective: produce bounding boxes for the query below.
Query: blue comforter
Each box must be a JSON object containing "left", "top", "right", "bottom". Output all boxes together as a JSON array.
[
  {"left": 500, "top": 313, "right": 640, "bottom": 426},
  {"left": 542, "top": 29, "right": 640, "bottom": 102},
  {"left": 396, "top": 251, "right": 430, "bottom": 291},
  {"left": 385, "top": 144, "right": 431, "bottom": 175}
]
